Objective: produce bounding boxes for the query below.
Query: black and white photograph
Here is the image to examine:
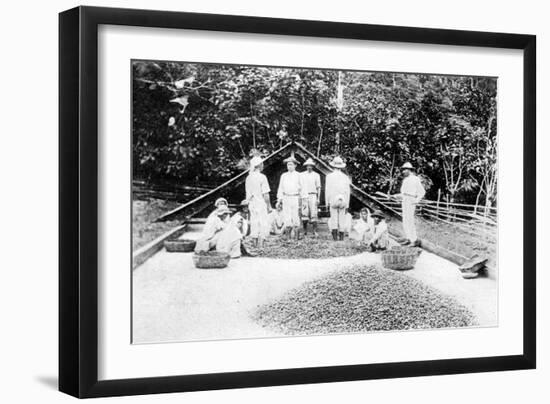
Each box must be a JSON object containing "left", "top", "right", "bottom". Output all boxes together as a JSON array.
[{"left": 131, "top": 60, "right": 498, "bottom": 344}]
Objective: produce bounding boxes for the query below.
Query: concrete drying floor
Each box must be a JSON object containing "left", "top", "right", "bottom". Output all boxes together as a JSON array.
[{"left": 132, "top": 226, "right": 497, "bottom": 344}]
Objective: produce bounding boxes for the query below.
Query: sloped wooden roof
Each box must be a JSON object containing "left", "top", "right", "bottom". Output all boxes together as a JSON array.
[{"left": 155, "top": 141, "right": 399, "bottom": 222}]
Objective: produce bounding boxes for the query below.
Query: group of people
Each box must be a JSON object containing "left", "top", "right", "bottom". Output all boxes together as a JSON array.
[
  {"left": 194, "top": 152, "right": 426, "bottom": 258},
  {"left": 194, "top": 197, "right": 250, "bottom": 259}
]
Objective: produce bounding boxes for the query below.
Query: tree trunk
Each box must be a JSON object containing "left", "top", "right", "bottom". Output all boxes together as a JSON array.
[
  {"left": 317, "top": 122, "right": 324, "bottom": 157},
  {"left": 300, "top": 93, "right": 305, "bottom": 140},
  {"left": 250, "top": 102, "right": 256, "bottom": 148}
]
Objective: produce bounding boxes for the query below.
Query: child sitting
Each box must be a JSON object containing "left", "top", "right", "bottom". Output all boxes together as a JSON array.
[
  {"left": 367, "top": 210, "right": 390, "bottom": 252},
  {"left": 268, "top": 202, "right": 285, "bottom": 235}
]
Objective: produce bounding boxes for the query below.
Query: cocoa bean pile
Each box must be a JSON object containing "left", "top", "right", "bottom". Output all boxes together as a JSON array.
[
  {"left": 249, "top": 234, "right": 368, "bottom": 259},
  {"left": 253, "top": 264, "right": 477, "bottom": 334}
]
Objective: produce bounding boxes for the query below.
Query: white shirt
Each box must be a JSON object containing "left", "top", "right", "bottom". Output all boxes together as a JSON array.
[
  {"left": 277, "top": 171, "right": 302, "bottom": 200},
  {"left": 400, "top": 174, "right": 426, "bottom": 203},
  {"left": 325, "top": 169, "right": 351, "bottom": 206},
  {"left": 246, "top": 171, "right": 270, "bottom": 201},
  {"left": 202, "top": 213, "right": 226, "bottom": 239},
  {"left": 353, "top": 216, "right": 374, "bottom": 235},
  {"left": 231, "top": 212, "right": 249, "bottom": 236},
  {"left": 300, "top": 170, "right": 321, "bottom": 197},
  {"left": 371, "top": 220, "right": 388, "bottom": 242}
]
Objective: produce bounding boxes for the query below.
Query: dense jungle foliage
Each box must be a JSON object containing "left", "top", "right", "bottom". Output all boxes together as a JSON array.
[{"left": 133, "top": 61, "right": 497, "bottom": 206}]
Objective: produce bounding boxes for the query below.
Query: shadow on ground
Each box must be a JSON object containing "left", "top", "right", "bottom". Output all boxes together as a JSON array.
[{"left": 35, "top": 375, "right": 58, "bottom": 390}]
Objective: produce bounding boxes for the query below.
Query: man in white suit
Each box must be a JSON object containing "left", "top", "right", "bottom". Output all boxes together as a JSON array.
[
  {"left": 325, "top": 156, "right": 351, "bottom": 241},
  {"left": 395, "top": 162, "right": 426, "bottom": 246},
  {"left": 245, "top": 156, "right": 272, "bottom": 248},
  {"left": 277, "top": 154, "right": 302, "bottom": 240},
  {"left": 300, "top": 158, "right": 321, "bottom": 236}
]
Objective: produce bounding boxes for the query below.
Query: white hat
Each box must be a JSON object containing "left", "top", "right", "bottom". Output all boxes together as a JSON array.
[
  {"left": 214, "top": 197, "right": 228, "bottom": 207},
  {"left": 283, "top": 155, "right": 299, "bottom": 164},
  {"left": 250, "top": 156, "right": 264, "bottom": 169},
  {"left": 330, "top": 156, "right": 346, "bottom": 168},
  {"left": 303, "top": 158, "right": 316, "bottom": 166},
  {"left": 216, "top": 206, "right": 231, "bottom": 216},
  {"left": 401, "top": 162, "right": 414, "bottom": 170}
]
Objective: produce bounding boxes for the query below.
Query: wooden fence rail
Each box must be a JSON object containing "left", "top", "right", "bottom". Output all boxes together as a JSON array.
[{"left": 373, "top": 192, "right": 497, "bottom": 232}]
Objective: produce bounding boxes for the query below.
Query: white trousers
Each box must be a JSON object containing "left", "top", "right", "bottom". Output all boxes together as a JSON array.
[
  {"left": 301, "top": 194, "right": 318, "bottom": 221},
  {"left": 401, "top": 196, "right": 418, "bottom": 242},
  {"left": 216, "top": 226, "right": 242, "bottom": 258},
  {"left": 249, "top": 197, "right": 269, "bottom": 239},
  {"left": 282, "top": 195, "right": 301, "bottom": 227},
  {"left": 328, "top": 207, "right": 347, "bottom": 231}
]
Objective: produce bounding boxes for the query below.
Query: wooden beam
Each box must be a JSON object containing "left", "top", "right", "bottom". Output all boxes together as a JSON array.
[
  {"left": 155, "top": 142, "right": 295, "bottom": 222},
  {"left": 419, "top": 238, "right": 468, "bottom": 266},
  {"left": 132, "top": 224, "right": 187, "bottom": 269}
]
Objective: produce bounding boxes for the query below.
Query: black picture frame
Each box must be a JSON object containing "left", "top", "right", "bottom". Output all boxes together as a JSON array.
[{"left": 59, "top": 6, "right": 536, "bottom": 398}]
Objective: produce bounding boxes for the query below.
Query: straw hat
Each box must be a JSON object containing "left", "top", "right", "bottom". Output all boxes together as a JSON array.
[
  {"left": 401, "top": 162, "right": 414, "bottom": 170},
  {"left": 330, "top": 156, "right": 346, "bottom": 168},
  {"left": 240, "top": 199, "right": 249, "bottom": 206},
  {"left": 303, "top": 158, "right": 316, "bottom": 166},
  {"left": 250, "top": 156, "right": 264, "bottom": 169},
  {"left": 214, "top": 197, "right": 228, "bottom": 207},
  {"left": 371, "top": 210, "right": 385, "bottom": 219},
  {"left": 283, "top": 154, "right": 299, "bottom": 164}
]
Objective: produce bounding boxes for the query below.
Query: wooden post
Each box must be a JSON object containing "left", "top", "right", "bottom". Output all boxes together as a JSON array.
[{"left": 436, "top": 189, "right": 441, "bottom": 218}]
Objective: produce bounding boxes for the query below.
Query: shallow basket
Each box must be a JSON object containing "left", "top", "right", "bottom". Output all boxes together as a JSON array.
[
  {"left": 164, "top": 239, "right": 196, "bottom": 253},
  {"left": 192, "top": 251, "right": 231, "bottom": 269},
  {"left": 381, "top": 246, "right": 422, "bottom": 270}
]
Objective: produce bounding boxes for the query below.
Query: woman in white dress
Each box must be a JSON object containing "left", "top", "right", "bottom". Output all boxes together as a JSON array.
[
  {"left": 194, "top": 206, "right": 231, "bottom": 253},
  {"left": 350, "top": 207, "right": 374, "bottom": 243}
]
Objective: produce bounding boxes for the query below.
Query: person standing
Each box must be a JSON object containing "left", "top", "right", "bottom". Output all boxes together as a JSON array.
[
  {"left": 325, "top": 156, "right": 351, "bottom": 241},
  {"left": 300, "top": 158, "right": 321, "bottom": 236},
  {"left": 245, "top": 156, "right": 271, "bottom": 248},
  {"left": 277, "top": 154, "right": 302, "bottom": 240},
  {"left": 395, "top": 162, "right": 426, "bottom": 246}
]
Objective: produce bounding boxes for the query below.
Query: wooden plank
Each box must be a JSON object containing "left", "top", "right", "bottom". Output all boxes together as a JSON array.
[
  {"left": 419, "top": 238, "right": 468, "bottom": 266},
  {"left": 421, "top": 203, "right": 497, "bottom": 221},
  {"left": 132, "top": 224, "right": 187, "bottom": 269},
  {"left": 375, "top": 191, "right": 498, "bottom": 212}
]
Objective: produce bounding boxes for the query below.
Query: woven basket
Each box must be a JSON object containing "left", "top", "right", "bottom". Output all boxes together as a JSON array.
[
  {"left": 381, "top": 246, "right": 422, "bottom": 270},
  {"left": 164, "top": 239, "right": 196, "bottom": 253},
  {"left": 192, "top": 251, "right": 231, "bottom": 269}
]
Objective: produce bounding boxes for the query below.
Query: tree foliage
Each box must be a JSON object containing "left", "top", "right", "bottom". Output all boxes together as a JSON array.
[{"left": 132, "top": 61, "right": 497, "bottom": 205}]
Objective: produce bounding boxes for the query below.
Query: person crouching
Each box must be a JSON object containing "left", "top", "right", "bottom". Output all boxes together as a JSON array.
[
  {"left": 367, "top": 210, "right": 390, "bottom": 252},
  {"left": 216, "top": 214, "right": 246, "bottom": 258},
  {"left": 232, "top": 199, "right": 250, "bottom": 238},
  {"left": 194, "top": 206, "right": 232, "bottom": 253},
  {"left": 268, "top": 202, "right": 285, "bottom": 235},
  {"left": 350, "top": 207, "right": 374, "bottom": 243}
]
